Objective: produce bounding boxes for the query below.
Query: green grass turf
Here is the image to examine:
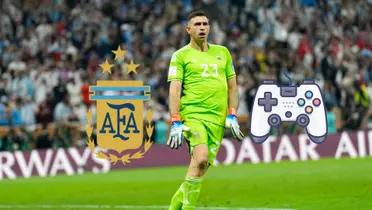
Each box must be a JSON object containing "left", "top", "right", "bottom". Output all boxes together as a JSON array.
[{"left": 0, "top": 157, "right": 371, "bottom": 210}]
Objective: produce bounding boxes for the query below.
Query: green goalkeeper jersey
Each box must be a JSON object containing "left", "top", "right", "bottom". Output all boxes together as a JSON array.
[{"left": 167, "top": 44, "right": 236, "bottom": 126}]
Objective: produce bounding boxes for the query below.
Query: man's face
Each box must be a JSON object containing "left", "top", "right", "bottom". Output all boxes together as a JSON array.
[{"left": 186, "top": 16, "right": 210, "bottom": 41}]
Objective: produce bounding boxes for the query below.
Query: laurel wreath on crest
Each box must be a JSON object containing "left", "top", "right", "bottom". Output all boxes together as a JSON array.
[{"left": 85, "top": 110, "right": 153, "bottom": 165}]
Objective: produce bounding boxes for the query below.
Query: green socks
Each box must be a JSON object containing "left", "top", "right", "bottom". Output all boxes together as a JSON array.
[
  {"left": 169, "top": 176, "right": 202, "bottom": 210},
  {"left": 169, "top": 185, "right": 183, "bottom": 210},
  {"left": 182, "top": 176, "right": 202, "bottom": 210}
]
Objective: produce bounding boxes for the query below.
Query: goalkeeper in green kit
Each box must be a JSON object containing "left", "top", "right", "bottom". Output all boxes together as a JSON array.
[{"left": 167, "top": 10, "right": 244, "bottom": 210}]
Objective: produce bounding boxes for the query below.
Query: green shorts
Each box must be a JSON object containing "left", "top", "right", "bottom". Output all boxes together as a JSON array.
[{"left": 182, "top": 118, "right": 225, "bottom": 165}]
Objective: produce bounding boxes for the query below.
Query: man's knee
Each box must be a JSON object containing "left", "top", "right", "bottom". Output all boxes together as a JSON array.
[
  {"left": 196, "top": 157, "right": 209, "bottom": 171},
  {"left": 191, "top": 144, "right": 209, "bottom": 173}
]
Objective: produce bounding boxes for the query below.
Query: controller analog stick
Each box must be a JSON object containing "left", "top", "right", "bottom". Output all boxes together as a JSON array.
[
  {"left": 296, "top": 114, "right": 309, "bottom": 127},
  {"left": 268, "top": 114, "right": 281, "bottom": 127}
]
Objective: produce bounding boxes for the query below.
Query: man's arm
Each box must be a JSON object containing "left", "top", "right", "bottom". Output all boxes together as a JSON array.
[
  {"left": 227, "top": 76, "right": 238, "bottom": 111},
  {"left": 225, "top": 75, "right": 244, "bottom": 140},
  {"left": 169, "top": 81, "right": 182, "bottom": 118},
  {"left": 167, "top": 80, "right": 189, "bottom": 149}
]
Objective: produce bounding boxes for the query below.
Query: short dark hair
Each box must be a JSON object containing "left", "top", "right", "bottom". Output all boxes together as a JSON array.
[{"left": 187, "top": 9, "right": 208, "bottom": 21}]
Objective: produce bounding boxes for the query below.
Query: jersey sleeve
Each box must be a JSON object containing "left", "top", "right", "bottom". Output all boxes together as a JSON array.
[
  {"left": 224, "top": 48, "right": 236, "bottom": 80},
  {"left": 167, "top": 52, "right": 184, "bottom": 82}
]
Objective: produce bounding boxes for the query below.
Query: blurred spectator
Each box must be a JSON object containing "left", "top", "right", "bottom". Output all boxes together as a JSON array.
[
  {"left": 154, "top": 117, "right": 168, "bottom": 145},
  {"left": 19, "top": 97, "right": 36, "bottom": 125},
  {"left": 0, "top": 97, "right": 8, "bottom": 126},
  {"left": 54, "top": 95, "right": 76, "bottom": 122},
  {"left": 327, "top": 107, "right": 337, "bottom": 134},
  {"left": 53, "top": 94, "right": 78, "bottom": 148},
  {"left": 0, "top": 98, "right": 24, "bottom": 127},
  {"left": 35, "top": 124, "right": 53, "bottom": 149},
  {"left": 53, "top": 78, "right": 68, "bottom": 108},
  {"left": 36, "top": 94, "right": 54, "bottom": 125}
]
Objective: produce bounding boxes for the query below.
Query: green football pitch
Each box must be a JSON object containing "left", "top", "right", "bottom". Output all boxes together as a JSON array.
[{"left": 0, "top": 157, "right": 371, "bottom": 210}]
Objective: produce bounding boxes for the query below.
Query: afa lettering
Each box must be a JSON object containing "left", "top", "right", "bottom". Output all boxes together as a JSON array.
[
  {"left": 99, "top": 112, "right": 115, "bottom": 134},
  {"left": 99, "top": 103, "right": 140, "bottom": 141},
  {"left": 123, "top": 112, "right": 139, "bottom": 134}
]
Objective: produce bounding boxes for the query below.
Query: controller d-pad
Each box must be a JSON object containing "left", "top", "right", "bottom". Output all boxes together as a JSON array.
[{"left": 258, "top": 92, "right": 278, "bottom": 112}]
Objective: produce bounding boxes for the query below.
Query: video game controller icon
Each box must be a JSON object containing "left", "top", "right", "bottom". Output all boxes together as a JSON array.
[{"left": 250, "top": 80, "right": 327, "bottom": 144}]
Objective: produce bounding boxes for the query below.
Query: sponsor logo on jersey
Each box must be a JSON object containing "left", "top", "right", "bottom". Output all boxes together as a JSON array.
[{"left": 168, "top": 66, "right": 177, "bottom": 76}]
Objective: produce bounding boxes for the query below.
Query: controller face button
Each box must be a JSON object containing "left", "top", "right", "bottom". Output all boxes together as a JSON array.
[
  {"left": 305, "top": 91, "right": 313, "bottom": 99},
  {"left": 297, "top": 98, "right": 305, "bottom": 106},
  {"left": 285, "top": 111, "right": 292, "bottom": 118},
  {"left": 268, "top": 114, "right": 281, "bottom": 127},
  {"left": 305, "top": 106, "right": 313, "bottom": 114},
  {"left": 313, "top": 98, "right": 321, "bottom": 106}
]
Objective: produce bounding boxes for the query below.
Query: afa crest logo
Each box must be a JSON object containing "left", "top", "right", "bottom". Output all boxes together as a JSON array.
[{"left": 85, "top": 46, "right": 153, "bottom": 165}]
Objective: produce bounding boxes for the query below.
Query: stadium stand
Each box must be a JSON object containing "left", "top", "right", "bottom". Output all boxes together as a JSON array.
[{"left": 0, "top": 0, "right": 371, "bottom": 151}]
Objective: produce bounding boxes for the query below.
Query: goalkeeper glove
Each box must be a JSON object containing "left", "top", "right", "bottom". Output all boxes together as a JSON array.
[
  {"left": 225, "top": 108, "right": 244, "bottom": 141},
  {"left": 167, "top": 114, "right": 190, "bottom": 149}
]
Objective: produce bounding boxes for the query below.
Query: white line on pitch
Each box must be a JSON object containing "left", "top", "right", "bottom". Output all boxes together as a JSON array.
[{"left": 0, "top": 205, "right": 295, "bottom": 210}]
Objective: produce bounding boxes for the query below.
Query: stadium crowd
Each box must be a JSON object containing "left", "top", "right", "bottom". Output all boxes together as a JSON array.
[{"left": 0, "top": 0, "right": 371, "bottom": 151}]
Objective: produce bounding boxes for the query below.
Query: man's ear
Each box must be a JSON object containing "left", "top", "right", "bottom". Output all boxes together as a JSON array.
[{"left": 185, "top": 25, "right": 191, "bottom": 35}]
